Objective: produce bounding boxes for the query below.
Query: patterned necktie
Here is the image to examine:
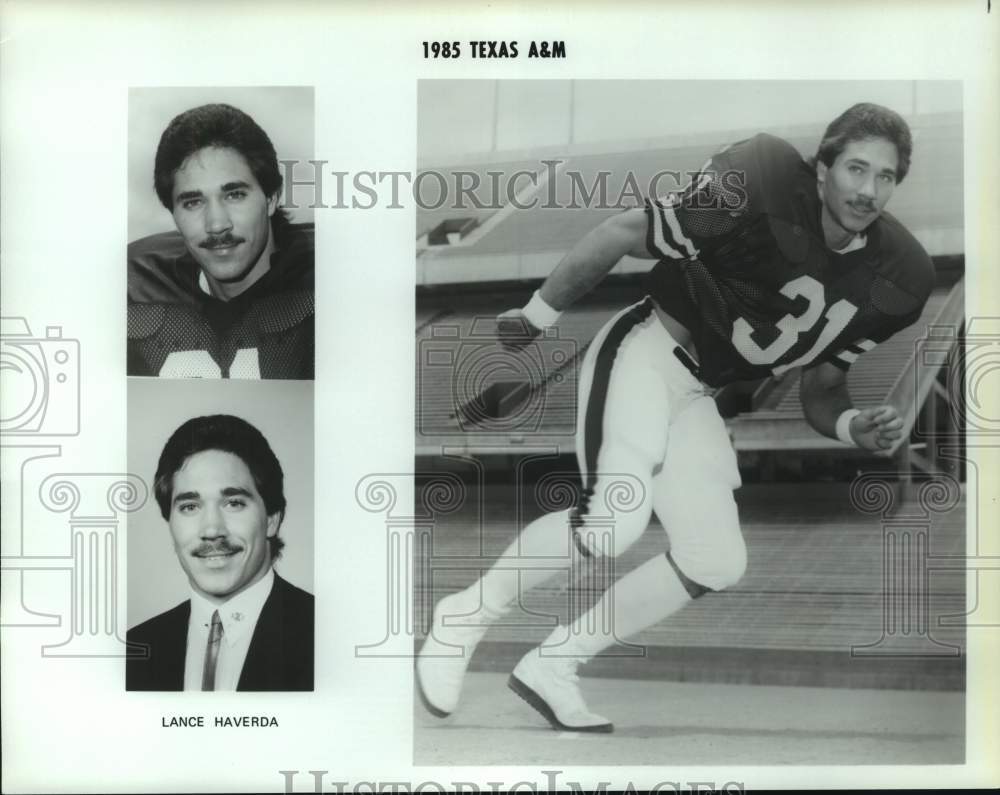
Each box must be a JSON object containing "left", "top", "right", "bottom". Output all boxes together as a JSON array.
[{"left": 201, "top": 610, "right": 224, "bottom": 691}]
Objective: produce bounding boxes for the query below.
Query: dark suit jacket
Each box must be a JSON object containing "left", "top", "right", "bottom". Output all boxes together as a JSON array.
[{"left": 126, "top": 573, "right": 313, "bottom": 691}]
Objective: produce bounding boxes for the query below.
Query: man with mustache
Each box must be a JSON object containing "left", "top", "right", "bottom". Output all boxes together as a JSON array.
[
  {"left": 127, "top": 414, "right": 313, "bottom": 691},
  {"left": 127, "top": 103, "right": 314, "bottom": 379},
  {"left": 418, "top": 103, "right": 935, "bottom": 731}
]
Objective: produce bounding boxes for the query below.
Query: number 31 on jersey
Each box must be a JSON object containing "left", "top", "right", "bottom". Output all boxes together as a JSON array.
[{"left": 731, "top": 275, "right": 858, "bottom": 376}]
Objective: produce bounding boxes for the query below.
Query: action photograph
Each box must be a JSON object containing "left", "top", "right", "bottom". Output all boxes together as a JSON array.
[{"left": 412, "top": 79, "right": 966, "bottom": 766}]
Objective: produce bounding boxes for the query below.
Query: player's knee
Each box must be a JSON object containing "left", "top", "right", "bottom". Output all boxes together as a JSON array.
[
  {"left": 669, "top": 535, "right": 747, "bottom": 594},
  {"left": 712, "top": 539, "right": 747, "bottom": 590}
]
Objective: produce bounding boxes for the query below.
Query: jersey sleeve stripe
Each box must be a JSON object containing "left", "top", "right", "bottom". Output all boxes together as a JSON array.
[
  {"left": 841, "top": 337, "right": 878, "bottom": 358},
  {"left": 662, "top": 198, "right": 698, "bottom": 258},
  {"left": 828, "top": 336, "right": 878, "bottom": 370},
  {"left": 644, "top": 158, "right": 713, "bottom": 260},
  {"left": 646, "top": 198, "right": 686, "bottom": 259}
]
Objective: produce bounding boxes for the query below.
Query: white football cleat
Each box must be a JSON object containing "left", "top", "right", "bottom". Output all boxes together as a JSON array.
[
  {"left": 416, "top": 592, "right": 490, "bottom": 717},
  {"left": 508, "top": 646, "right": 614, "bottom": 733}
]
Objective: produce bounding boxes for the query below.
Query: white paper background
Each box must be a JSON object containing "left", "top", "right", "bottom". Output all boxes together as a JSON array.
[{"left": 1, "top": 1, "right": 997, "bottom": 792}]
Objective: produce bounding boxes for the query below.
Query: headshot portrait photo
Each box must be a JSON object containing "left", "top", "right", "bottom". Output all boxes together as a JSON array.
[
  {"left": 126, "top": 378, "right": 314, "bottom": 692},
  {"left": 126, "top": 86, "right": 316, "bottom": 380}
]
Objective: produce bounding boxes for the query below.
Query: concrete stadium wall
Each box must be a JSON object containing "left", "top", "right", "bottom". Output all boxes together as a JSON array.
[{"left": 418, "top": 80, "right": 961, "bottom": 166}]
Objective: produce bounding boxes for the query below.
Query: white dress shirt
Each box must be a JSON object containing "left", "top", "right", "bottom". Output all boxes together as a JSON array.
[{"left": 184, "top": 568, "right": 275, "bottom": 691}]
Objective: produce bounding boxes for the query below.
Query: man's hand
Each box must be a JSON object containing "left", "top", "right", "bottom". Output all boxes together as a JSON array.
[
  {"left": 850, "top": 405, "right": 905, "bottom": 454},
  {"left": 496, "top": 308, "right": 542, "bottom": 351}
]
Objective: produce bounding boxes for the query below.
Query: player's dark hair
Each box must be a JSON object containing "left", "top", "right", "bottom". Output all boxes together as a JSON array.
[
  {"left": 153, "top": 414, "right": 287, "bottom": 560},
  {"left": 153, "top": 103, "right": 292, "bottom": 238},
  {"left": 814, "top": 103, "right": 913, "bottom": 183}
]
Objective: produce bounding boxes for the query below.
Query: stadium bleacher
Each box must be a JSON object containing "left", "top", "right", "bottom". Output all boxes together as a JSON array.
[
  {"left": 416, "top": 110, "right": 965, "bottom": 468},
  {"left": 417, "top": 156, "right": 551, "bottom": 243},
  {"left": 417, "top": 112, "right": 963, "bottom": 270},
  {"left": 413, "top": 480, "right": 965, "bottom": 690},
  {"left": 416, "top": 276, "right": 963, "bottom": 472}
]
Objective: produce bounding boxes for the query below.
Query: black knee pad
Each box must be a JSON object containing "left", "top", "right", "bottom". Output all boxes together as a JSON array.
[
  {"left": 568, "top": 508, "right": 594, "bottom": 558},
  {"left": 665, "top": 551, "right": 714, "bottom": 599}
]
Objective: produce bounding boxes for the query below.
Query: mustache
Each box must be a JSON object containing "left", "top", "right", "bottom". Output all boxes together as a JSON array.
[
  {"left": 199, "top": 234, "right": 245, "bottom": 250},
  {"left": 848, "top": 199, "right": 876, "bottom": 212},
  {"left": 192, "top": 540, "right": 243, "bottom": 557}
]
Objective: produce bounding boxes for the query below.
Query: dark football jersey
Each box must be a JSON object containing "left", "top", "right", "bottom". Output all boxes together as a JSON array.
[
  {"left": 643, "top": 134, "right": 934, "bottom": 388},
  {"left": 127, "top": 223, "right": 314, "bottom": 379}
]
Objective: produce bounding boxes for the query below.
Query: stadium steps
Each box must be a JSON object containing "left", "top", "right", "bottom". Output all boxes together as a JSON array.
[
  {"left": 415, "top": 299, "right": 618, "bottom": 454},
  {"left": 413, "top": 483, "right": 965, "bottom": 690},
  {"left": 415, "top": 279, "right": 963, "bottom": 462},
  {"left": 416, "top": 307, "right": 453, "bottom": 333},
  {"left": 416, "top": 156, "right": 548, "bottom": 242}
]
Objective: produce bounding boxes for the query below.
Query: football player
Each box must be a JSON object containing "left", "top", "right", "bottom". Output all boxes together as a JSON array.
[
  {"left": 417, "top": 103, "right": 933, "bottom": 732},
  {"left": 128, "top": 103, "right": 314, "bottom": 379}
]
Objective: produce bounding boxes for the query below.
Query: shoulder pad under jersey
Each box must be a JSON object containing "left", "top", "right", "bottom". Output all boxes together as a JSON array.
[
  {"left": 127, "top": 231, "right": 200, "bottom": 305},
  {"left": 723, "top": 133, "right": 813, "bottom": 218},
  {"left": 869, "top": 211, "right": 935, "bottom": 315}
]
